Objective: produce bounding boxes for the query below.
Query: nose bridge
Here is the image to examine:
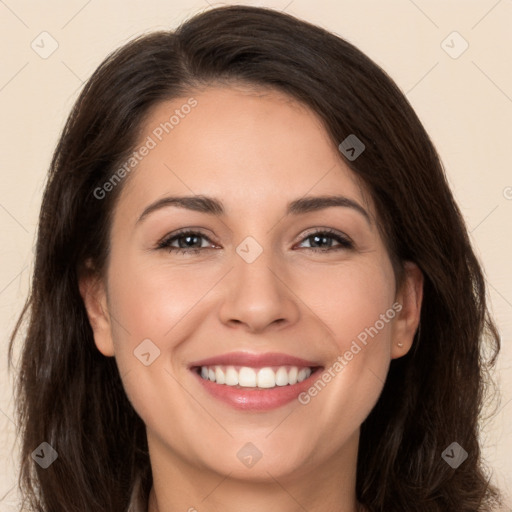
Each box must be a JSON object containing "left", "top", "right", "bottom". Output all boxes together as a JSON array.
[
  {"left": 235, "top": 235, "right": 280, "bottom": 288},
  {"left": 218, "top": 233, "right": 299, "bottom": 332}
]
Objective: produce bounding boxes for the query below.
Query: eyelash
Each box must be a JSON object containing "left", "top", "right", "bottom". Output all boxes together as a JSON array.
[{"left": 156, "top": 228, "right": 354, "bottom": 255}]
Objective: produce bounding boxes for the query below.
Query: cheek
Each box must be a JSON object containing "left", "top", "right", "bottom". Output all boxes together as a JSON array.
[
  {"left": 299, "top": 256, "right": 396, "bottom": 347},
  {"left": 296, "top": 256, "right": 396, "bottom": 408},
  {"left": 106, "top": 253, "right": 210, "bottom": 346}
]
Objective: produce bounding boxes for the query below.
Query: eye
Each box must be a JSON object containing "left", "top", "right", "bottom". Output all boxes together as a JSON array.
[
  {"left": 157, "top": 230, "right": 216, "bottom": 255},
  {"left": 156, "top": 227, "right": 354, "bottom": 256},
  {"left": 296, "top": 228, "right": 354, "bottom": 252}
]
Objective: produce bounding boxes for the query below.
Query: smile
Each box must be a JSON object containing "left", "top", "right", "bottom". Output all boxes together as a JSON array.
[
  {"left": 189, "top": 352, "right": 323, "bottom": 411},
  {"left": 197, "top": 365, "right": 314, "bottom": 388}
]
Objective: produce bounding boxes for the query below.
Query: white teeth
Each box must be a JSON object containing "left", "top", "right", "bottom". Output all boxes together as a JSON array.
[
  {"left": 275, "top": 367, "right": 288, "bottom": 386},
  {"left": 238, "top": 367, "right": 257, "bottom": 387},
  {"left": 215, "top": 366, "right": 225, "bottom": 385},
  {"left": 257, "top": 367, "right": 276, "bottom": 388},
  {"left": 225, "top": 366, "right": 238, "bottom": 386},
  {"left": 297, "top": 368, "right": 311, "bottom": 382},
  {"left": 198, "top": 365, "right": 314, "bottom": 388}
]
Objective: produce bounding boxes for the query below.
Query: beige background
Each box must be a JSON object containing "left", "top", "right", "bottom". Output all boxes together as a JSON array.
[{"left": 1, "top": 0, "right": 511, "bottom": 508}]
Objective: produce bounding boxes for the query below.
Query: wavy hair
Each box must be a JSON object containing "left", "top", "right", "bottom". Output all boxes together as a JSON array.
[{"left": 8, "top": 5, "right": 503, "bottom": 511}]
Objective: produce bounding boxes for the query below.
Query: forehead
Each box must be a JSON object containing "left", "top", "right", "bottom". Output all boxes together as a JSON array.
[{"left": 115, "top": 85, "right": 374, "bottom": 224}]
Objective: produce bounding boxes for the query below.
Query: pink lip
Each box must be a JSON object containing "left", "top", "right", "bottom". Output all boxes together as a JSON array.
[
  {"left": 189, "top": 351, "right": 320, "bottom": 369},
  {"left": 189, "top": 351, "right": 323, "bottom": 411},
  {"left": 192, "top": 370, "right": 321, "bottom": 411}
]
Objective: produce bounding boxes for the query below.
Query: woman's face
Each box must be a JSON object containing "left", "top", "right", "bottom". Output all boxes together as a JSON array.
[{"left": 83, "top": 85, "right": 422, "bottom": 485}]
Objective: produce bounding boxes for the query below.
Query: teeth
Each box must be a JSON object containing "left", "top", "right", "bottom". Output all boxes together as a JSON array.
[
  {"left": 239, "top": 367, "right": 257, "bottom": 387},
  {"left": 198, "top": 365, "right": 313, "bottom": 389},
  {"left": 297, "top": 368, "right": 309, "bottom": 383},
  {"left": 288, "top": 366, "right": 298, "bottom": 385},
  {"left": 225, "top": 366, "right": 239, "bottom": 386},
  {"left": 215, "top": 366, "right": 225, "bottom": 385},
  {"left": 257, "top": 367, "right": 276, "bottom": 388},
  {"left": 275, "top": 367, "right": 288, "bottom": 386}
]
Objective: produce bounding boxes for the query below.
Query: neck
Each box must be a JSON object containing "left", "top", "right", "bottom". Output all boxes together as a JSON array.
[
  {"left": 149, "top": 488, "right": 365, "bottom": 512},
  {"left": 146, "top": 429, "right": 363, "bottom": 512}
]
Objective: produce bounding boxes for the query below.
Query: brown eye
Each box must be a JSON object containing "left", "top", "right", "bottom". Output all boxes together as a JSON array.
[
  {"left": 297, "top": 229, "right": 354, "bottom": 252},
  {"left": 157, "top": 230, "right": 214, "bottom": 255}
]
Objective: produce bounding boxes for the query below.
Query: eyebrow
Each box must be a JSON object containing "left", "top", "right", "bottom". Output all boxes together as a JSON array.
[{"left": 136, "top": 194, "right": 372, "bottom": 226}]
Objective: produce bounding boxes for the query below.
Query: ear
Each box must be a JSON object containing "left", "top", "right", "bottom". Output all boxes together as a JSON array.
[
  {"left": 78, "top": 267, "right": 115, "bottom": 357},
  {"left": 390, "top": 261, "right": 424, "bottom": 359}
]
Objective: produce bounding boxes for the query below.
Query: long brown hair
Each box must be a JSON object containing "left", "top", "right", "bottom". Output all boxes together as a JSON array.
[{"left": 8, "top": 5, "right": 503, "bottom": 511}]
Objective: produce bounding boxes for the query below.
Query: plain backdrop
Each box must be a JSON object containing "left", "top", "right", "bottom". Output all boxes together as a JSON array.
[{"left": 1, "top": 0, "right": 511, "bottom": 509}]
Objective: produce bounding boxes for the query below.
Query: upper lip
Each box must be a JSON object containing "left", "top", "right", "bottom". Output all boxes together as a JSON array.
[{"left": 189, "top": 351, "right": 322, "bottom": 369}]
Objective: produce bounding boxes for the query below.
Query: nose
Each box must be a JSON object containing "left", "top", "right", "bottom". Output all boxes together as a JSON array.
[{"left": 218, "top": 248, "right": 300, "bottom": 334}]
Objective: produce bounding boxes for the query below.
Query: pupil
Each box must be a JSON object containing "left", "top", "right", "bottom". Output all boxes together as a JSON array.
[
  {"left": 313, "top": 235, "right": 330, "bottom": 247},
  {"left": 181, "top": 235, "right": 200, "bottom": 248}
]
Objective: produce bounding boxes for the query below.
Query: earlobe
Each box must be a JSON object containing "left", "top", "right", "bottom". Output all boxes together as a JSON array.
[
  {"left": 78, "top": 271, "right": 115, "bottom": 357},
  {"left": 391, "top": 261, "right": 424, "bottom": 359}
]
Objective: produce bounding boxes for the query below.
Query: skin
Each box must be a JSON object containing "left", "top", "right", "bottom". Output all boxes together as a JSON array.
[{"left": 80, "top": 85, "right": 423, "bottom": 512}]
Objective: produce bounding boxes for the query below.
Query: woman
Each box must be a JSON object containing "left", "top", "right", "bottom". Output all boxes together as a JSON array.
[{"left": 8, "top": 5, "right": 504, "bottom": 511}]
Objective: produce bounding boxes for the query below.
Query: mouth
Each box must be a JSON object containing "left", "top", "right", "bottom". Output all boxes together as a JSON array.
[
  {"left": 189, "top": 352, "right": 324, "bottom": 411},
  {"left": 193, "top": 364, "right": 320, "bottom": 389}
]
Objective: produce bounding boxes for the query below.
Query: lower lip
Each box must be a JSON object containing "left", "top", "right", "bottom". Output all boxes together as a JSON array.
[{"left": 191, "top": 368, "right": 322, "bottom": 411}]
